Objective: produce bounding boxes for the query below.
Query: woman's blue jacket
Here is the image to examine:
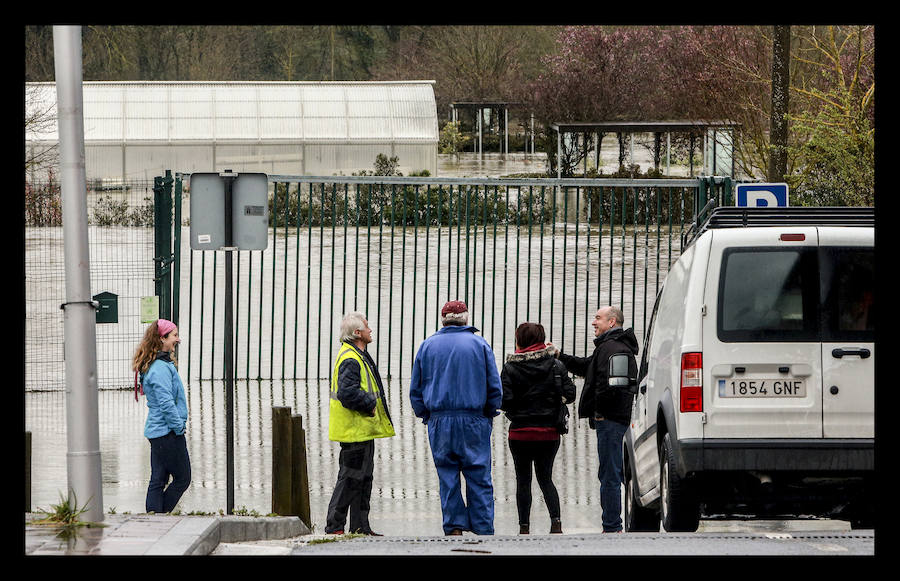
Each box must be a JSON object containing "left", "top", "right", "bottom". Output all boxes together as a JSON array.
[{"left": 141, "top": 352, "right": 188, "bottom": 439}]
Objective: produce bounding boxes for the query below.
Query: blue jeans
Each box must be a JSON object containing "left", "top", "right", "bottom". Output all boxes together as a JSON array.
[
  {"left": 146, "top": 431, "right": 191, "bottom": 513},
  {"left": 595, "top": 419, "right": 627, "bottom": 532}
]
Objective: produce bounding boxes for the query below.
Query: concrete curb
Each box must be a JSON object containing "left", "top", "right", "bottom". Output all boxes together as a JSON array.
[{"left": 25, "top": 513, "right": 311, "bottom": 556}]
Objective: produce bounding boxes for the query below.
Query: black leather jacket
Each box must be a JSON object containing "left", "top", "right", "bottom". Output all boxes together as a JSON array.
[
  {"left": 558, "top": 327, "right": 639, "bottom": 427},
  {"left": 500, "top": 346, "right": 576, "bottom": 430}
]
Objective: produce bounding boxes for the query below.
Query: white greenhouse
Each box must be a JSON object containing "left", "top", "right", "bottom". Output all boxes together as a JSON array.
[{"left": 25, "top": 80, "right": 440, "bottom": 183}]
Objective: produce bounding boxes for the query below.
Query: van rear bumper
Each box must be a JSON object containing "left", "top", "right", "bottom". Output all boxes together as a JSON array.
[{"left": 678, "top": 438, "right": 874, "bottom": 473}]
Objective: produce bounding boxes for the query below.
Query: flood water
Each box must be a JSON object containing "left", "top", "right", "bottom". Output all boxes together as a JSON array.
[
  {"left": 25, "top": 151, "right": 688, "bottom": 536},
  {"left": 26, "top": 377, "right": 617, "bottom": 536}
]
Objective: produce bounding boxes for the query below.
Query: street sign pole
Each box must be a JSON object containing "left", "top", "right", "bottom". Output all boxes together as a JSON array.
[
  {"left": 189, "top": 171, "right": 267, "bottom": 516},
  {"left": 222, "top": 171, "right": 236, "bottom": 516}
]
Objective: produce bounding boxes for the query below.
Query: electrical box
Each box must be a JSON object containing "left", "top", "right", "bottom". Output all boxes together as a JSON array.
[
  {"left": 93, "top": 291, "right": 118, "bottom": 324},
  {"left": 190, "top": 172, "right": 269, "bottom": 251}
]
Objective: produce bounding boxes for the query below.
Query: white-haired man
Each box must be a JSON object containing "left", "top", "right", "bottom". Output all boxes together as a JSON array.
[
  {"left": 409, "top": 300, "right": 503, "bottom": 536},
  {"left": 325, "top": 312, "right": 395, "bottom": 535}
]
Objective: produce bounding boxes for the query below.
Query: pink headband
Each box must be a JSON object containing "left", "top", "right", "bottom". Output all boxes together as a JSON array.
[{"left": 157, "top": 319, "right": 176, "bottom": 337}]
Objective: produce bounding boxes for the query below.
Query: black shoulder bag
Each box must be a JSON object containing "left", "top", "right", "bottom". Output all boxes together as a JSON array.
[{"left": 553, "top": 364, "right": 570, "bottom": 434}]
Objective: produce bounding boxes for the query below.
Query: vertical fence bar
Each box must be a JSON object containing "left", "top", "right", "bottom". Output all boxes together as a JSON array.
[
  {"left": 317, "top": 185, "right": 325, "bottom": 379},
  {"left": 526, "top": 185, "right": 533, "bottom": 322},
  {"left": 376, "top": 183, "right": 384, "bottom": 369},
  {"left": 292, "top": 185, "right": 302, "bottom": 379},
  {"left": 538, "top": 186, "right": 545, "bottom": 330},
  {"left": 502, "top": 186, "right": 510, "bottom": 356},
  {"left": 491, "top": 186, "right": 499, "bottom": 348},
  {"left": 305, "top": 184, "right": 313, "bottom": 380},
  {"left": 388, "top": 184, "right": 396, "bottom": 379},
  {"left": 632, "top": 185, "right": 637, "bottom": 329},
  {"left": 549, "top": 185, "right": 556, "bottom": 343},
  {"left": 328, "top": 183, "right": 337, "bottom": 381},
  {"left": 424, "top": 185, "right": 431, "bottom": 345},
  {"left": 411, "top": 185, "right": 418, "bottom": 368},
  {"left": 480, "top": 185, "right": 488, "bottom": 339},
  {"left": 435, "top": 185, "right": 442, "bottom": 330},
  {"left": 247, "top": 252, "right": 253, "bottom": 380},
  {"left": 561, "top": 185, "right": 568, "bottom": 353},
  {"left": 573, "top": 185, "right": 579, "bottom": 354},
  {"left": 514, "top": 186, "right": 521, "bottom": 335},
  {"left": 584, "top": 187, "right": 590, "bottom": 355},
  {"left": 608, "top": 188, "right": 615, "bottom": 307}
]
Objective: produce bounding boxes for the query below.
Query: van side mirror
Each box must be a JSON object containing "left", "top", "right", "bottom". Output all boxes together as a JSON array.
[{"left": 608, "top": 353, "right": 638, "bottom": 394}]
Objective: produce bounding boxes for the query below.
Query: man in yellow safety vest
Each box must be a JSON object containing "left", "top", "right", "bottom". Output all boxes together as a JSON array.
[{"left": 325, "top": 311, "right": 395, "bottom": 535}]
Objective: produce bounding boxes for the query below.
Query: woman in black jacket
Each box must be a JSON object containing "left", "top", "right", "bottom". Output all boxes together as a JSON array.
[{"left": 500, "top": 322, "right": 576, "bottom": 534}]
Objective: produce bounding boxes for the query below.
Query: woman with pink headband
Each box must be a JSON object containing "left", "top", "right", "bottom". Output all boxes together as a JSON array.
[{"left": 132, "top": 319, "right": 191, "bottom": 513}]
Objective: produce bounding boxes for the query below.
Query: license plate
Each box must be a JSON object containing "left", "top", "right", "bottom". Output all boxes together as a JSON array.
[{"left": 718, "top": 378, "right": 806, "bottom": 398}]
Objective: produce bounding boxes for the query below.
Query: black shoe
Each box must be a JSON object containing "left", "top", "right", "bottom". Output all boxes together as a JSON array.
[
  {"left": 445, "top": 528, "right": 463, "bottom": 536},
  {"left": 519, "top": 524, "right": 530, "bottom": 535},
  {"left": 550, "top": 518, "right": 562, "bottom": 534},
  {"left": 352, "top": 528, "right": 383, "bottom": 536}
]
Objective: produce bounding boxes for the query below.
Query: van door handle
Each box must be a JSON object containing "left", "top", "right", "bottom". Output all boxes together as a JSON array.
[{"left": 831, "top": 348, "right": 871, "bottom": 359}]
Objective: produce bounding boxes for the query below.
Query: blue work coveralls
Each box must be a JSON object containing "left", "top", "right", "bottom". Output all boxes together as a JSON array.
[{"left": 409, "top": 325, "right": 503, "bottom": 535}]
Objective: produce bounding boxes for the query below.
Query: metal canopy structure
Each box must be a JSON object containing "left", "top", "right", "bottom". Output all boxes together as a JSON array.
[
  {"left": 449, "top": 100, "right": 534, "bottom": 158},
  {"left": 550, "top": 120, "right": 742, "bottom": 178}
]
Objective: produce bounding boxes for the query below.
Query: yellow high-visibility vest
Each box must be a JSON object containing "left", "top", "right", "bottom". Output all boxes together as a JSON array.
[{"left": 328, "top": 343, "right": 395, "bottom": 442}]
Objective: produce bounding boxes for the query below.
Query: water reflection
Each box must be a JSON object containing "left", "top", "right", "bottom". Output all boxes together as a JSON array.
[{"left": 26, "top": 377, "right": 613, "bottom": 536}]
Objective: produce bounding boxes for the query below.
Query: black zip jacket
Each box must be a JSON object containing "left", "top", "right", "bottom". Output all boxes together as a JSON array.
[
  {"left": 500, "top": 346, "right": 576, "bottom": 430},
  {"left": 558, "top": 327, "right": 639, "bottom": 426}
]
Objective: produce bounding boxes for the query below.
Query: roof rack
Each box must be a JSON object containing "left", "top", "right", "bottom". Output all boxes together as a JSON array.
[{"left": 682, "top": 206, "right": 874, "bottom": 248}]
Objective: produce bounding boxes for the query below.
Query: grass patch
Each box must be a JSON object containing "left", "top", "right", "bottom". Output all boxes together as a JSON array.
[{"left": 307, "top": 533, "right": 366, "bottom": 545}]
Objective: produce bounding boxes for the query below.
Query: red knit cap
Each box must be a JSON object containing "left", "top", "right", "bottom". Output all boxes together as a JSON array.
[{"left": 441, "top": 300, "right": 468, "bottom": 316}]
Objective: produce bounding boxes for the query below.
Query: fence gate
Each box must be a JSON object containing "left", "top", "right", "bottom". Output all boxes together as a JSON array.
[
  {"left": 25, "top": 172, "right": 182, "bottom": 391},
  {"left": 181, "top": 174, "right": 732, "bottom": 384}
]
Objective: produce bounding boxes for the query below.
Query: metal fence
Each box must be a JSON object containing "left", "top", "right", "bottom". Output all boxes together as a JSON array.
[
  {"left": 24, "top": 173, "right": 731, "bottom": 391},
  {"left": 25, "top": 179, "right": 161, "bottom": 391},
  {"left": 185, "top": 175, "right": 731, "bottom": 383}
]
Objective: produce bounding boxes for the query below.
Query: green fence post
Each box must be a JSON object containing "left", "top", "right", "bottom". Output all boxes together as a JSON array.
[
  {"left": 153, "top": 171, "right": 174, "bottom": 321},
  {"left": 172, "top": 172, "right": 182, "bottom": 328}
]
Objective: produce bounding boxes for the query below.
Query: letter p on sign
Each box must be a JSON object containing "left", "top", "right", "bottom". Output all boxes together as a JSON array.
[{"left": 735, "top": 183, "right": 789, "bottom": 207}]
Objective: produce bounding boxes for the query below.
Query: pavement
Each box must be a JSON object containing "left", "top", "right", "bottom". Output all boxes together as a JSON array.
[
  {"left": 24, "top": 512, "right": 309, "bottom": 556},
  {"left": 25, "top": 512, "right": 874, "bottom": 556}
]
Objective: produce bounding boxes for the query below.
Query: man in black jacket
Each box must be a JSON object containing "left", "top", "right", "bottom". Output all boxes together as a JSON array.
[{"left": 555, "top": 306, "right": 639, "bottom": 533}]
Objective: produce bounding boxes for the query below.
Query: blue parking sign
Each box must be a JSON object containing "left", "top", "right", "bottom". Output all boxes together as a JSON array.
[{"left": 735, "top": 183, "right": 789, "bottom": 207}]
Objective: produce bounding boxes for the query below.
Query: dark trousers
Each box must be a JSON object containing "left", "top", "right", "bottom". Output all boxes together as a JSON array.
[
  {"left": 325, "top": 440, "right": 375, "bottom": 534},
  {"left": 508, "top": 438, "right": 562, "bottom": 525},
  {"left": 595, "top": 419, "right": 628, "bottom": 532},
  {"left": 146, "top": 431, "right": 191, "bottom": 513}
]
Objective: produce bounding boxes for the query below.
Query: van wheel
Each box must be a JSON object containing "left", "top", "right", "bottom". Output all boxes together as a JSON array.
[
  {"left": 659, "top": 433, "right": 700, "bottom": 532},
  {"left": 624, "top": 456, "right": 660, "bottom": 532}
]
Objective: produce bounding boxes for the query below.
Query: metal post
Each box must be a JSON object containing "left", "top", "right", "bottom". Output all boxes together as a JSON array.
[
  {"left": 173, "top": 172, "right": 183, "bottom": 328},
  {"left": 223, "top": 171, "right": 236, "bottom": 514},
  {"left": 54, "top": 25, "right": 104, "bottom": 523}
]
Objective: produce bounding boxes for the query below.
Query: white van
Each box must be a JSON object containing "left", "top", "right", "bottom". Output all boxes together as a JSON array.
[{"left": 624, "top": 206, "right": 874, "bottom": 532}]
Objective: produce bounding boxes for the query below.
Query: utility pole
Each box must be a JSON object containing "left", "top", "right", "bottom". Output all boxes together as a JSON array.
[
  {"left": 768, "top": 25, "right": 791, "bottom": 183},
  {"left": 54, "top": 25, "right": 104, "bottom": 523}
]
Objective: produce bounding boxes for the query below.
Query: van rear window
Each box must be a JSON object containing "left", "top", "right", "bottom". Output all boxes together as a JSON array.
[
  {"left": 820, "top": 247, "right": 874, "bottom": 341},
  {"left": 718, "top": 248, "right": 818, "bottom": 342}
]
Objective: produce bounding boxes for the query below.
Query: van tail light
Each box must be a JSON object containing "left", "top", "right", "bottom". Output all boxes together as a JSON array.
[{"left": 680, "top": 352, "right": 703, "bottom": 412}]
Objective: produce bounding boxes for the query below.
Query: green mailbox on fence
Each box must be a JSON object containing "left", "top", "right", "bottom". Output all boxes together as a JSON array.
[{"left": 93, "top": 291, "right": 118, "bottom": 324}]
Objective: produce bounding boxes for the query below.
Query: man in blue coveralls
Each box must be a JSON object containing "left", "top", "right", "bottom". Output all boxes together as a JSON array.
[{"left": 409, "top": 300, "right": 503, "bottom": 535}]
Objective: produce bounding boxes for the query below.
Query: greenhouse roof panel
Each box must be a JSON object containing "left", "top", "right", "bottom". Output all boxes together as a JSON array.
[{"left": 26, "top": 81, "right": 438, "bottom": 143}]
